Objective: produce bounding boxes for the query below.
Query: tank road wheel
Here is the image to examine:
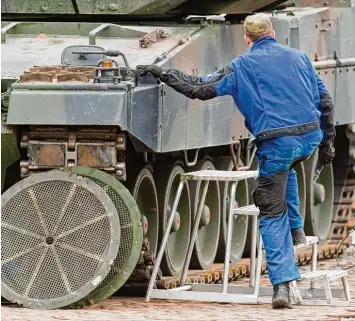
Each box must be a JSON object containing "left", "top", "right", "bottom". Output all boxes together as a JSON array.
[
  {"left": 156, "top": 164, "right": 191, "bottom": 277},
  {"left": 188, "top": 160, "right": 221, "bottom": 270},
  {"left": 215, "top": 157, "right": 249, "bottom": 263},
  {"left": 1, "top": 171, "right": 121, "bottom": 309},
  {"left": 68, "top": 167, "right": 143, "bottom": 308},
  {"left": 127, "top": 167, "right": 159, "bottom": 256},
  {"left": 304, "top": 149, "right": 334, "bottom": 240}
]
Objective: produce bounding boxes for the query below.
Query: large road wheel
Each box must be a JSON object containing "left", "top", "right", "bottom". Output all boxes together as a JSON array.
[
  {"left": 215, "top": 157, "right": 249, "bottom": 263},
  {"left": 304, "top": 149, "right": 334, "bottom": 240},
  {"left": 1, "top": 170, "right": 121, "bottom": 309},
  {"left": 126, "top": 167, "right": 159, "bottom": 256},
  {"left": 188, "top": 160, "right": 221, "bottom": 270},
  {"left": 68, "top": 167, "right": 143, "bottom": 308},
  {"left": 295, "top": 162, "right": 306, "bottom": 220},
  {"left": 155, "top": 164, "right": 191, "bottom": 277}
]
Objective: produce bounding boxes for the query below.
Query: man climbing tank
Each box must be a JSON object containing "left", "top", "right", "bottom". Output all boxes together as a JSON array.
[{"left": 137, "top": 13, "right": 336, "bottom": 309}]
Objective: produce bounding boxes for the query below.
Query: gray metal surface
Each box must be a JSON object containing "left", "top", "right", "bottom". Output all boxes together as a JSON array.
[
  {"left": 149, "top": 289, "right": 259, "bottom": 303},
  {"left": 181, "top": 170, "right": 258, "bottom": 181},
  {"left": 0, "top": 0, "right": 291, "bottom": 16},
  {"left": 270, "top": 7, "right": 355, "bottom": 125},
  {"left": 234, "top": 204, "right": 259, "bottom": 216},
  {"left": 300, "top": 270, "right": 348, "bottom": 282},
  {"left": 1, "top": 171, "right": 121, "bottom": 309},
  {"left": 1, "top": 23, "right": 199, "bottom": 77},
  {"left": 130, "top": 84, "right": 162, "bottom": 152},
  {"left": 293, "top": 236, "right": 318, "bottom": 250},
  {"left": 189, "top": 284, "right": 346, "bottom": 298},
  {"left": 6, "top": 86, "right": 128, "bottom": 126},
  {"left": 2, "top": 8, "right": 355, "bottom": 154}
]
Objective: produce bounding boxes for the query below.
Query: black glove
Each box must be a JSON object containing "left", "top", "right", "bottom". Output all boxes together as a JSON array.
[
  {"left": 318, "top": 144, "right": 335, "bottom": 166},
  {"left": 136, "top": 65, "right": 163, "bottom": 78}
]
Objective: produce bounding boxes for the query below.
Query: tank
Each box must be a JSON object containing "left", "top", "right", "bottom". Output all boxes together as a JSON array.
[{"left": 1, "top": 0, "right": 355, "bottom": 309}]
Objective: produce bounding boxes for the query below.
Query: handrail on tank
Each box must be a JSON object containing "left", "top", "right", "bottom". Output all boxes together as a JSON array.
[
  {"left": 313, "top": 57, "right": 355, "bottom": 70},
  {"left": 11, "top": 82, "right": 128, "bottom": 91}
]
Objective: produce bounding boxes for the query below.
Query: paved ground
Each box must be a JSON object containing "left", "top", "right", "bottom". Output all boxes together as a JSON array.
[{"left": 2, "top": 248, "right": 355, "bottom": 321}]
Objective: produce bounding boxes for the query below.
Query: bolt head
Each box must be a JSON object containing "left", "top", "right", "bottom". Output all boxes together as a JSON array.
[
  {"left": 108, "top": 3, "right": 118, "bottom": 10},
  {"left": 20, "top": 167, "right": 28, "bottom": 174},
  {"left": 116, "top": 170, "right": 123, "bottom": 176},
  {"left": 117, "top": 137, "right": 124, "bottom": 143},
  {"left": 22, "top": 135, "right": 28, "bottom": 141}
]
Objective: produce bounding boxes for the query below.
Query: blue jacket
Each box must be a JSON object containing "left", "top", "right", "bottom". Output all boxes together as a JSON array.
[{"left": 160, "top": 36, "right": 335, "bottom": 144}]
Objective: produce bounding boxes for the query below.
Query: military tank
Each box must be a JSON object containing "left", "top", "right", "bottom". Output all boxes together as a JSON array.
[{"left": 1, "top": 0, "right": 355, "bottom": 310}]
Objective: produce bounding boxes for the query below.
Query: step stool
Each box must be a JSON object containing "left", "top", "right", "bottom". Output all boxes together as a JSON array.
[{"left": 145, "top": 169, "right": 351, "bottom": 306}]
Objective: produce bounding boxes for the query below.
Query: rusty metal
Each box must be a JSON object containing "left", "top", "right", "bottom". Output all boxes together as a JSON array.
[
  {"left": 139, "top": 29, "right": 169, "bottom": 48},
  {"left": 28, "top": 143, "right": 65, "bottom": 167},
  {"left": 156, "top": 242, "right": 346, "bottom": 287},
  {"left": 29, "top": 66, "right": 63, "bottom": 73},
  {"left": 18, "top": 129, "right": 128, "bottom": 181},
  {"left": 115, "top": 133, "right": 126, "bottom": 151},
  {"left": 333, "top": 205, "right": 353, "bottom": 223},
  {"left": 20, "top": 72, "right": 53, "bottom": 83},
  {"left": 77, "top": 144, "right": 115, "bottom": 167},
  {"left": 57, "top": 72, "right": 90, "bottom": 82},
  {"left": 67, "top": 132, "right": 76, "bottom": 150}
]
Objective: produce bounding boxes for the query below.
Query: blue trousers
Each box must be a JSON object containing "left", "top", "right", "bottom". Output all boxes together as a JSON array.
[{"left": 255, "top": 128, "right": 322, "bottom": 285}]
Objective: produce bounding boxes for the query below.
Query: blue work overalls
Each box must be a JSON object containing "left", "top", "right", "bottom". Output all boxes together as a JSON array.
[
  {"left": 211, "top": 36, "right": 328, "bottom": 285},
  {"left": 256, "top": 129, "right": 322, "bottom": 284}
]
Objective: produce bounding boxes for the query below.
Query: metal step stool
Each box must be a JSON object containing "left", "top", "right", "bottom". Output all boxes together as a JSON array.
[
  {"left": 145, "top": 170, "right": 351, "bottom": 306},
  {"left": 236, "top": 205, "right": 351, "bottom": 306}
]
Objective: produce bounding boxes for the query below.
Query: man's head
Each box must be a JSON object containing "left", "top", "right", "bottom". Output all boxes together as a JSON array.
[{"left": 244, "top": 13, "right": 275, "bottom": 47}]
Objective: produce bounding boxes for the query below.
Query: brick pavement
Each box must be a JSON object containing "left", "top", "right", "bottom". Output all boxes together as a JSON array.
[{"left": 2, "top": 248, "right": 355, "bottom": 321}]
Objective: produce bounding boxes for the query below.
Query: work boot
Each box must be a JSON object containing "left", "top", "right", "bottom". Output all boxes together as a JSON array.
[
  {"left": 291, "top": 228, "right": 306, "bottom": 246},
  {"left": 272, "top": 282, "right": 292, "bottom": 309}
]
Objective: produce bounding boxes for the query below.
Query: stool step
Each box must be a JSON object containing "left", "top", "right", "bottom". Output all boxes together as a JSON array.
[
  {"left": 234, "top": 204, "right": 259, "bottom": 216},
  {"left": 294, "top": 236, "right": 318, "bottom": 250},
  {"left": 181, "top": 170, "right": 258, "bottom": 181},
  {"left": 300, "top": 270, "right": 348, "bottom": 282},
  {"left": 234, "top": 204, "right": 318, "bottom": 248}
]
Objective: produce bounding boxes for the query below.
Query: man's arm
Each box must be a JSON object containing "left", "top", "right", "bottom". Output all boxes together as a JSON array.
[
  {"left": 306, "top": 54, "right": 336, "bottom": 146},
  {"left": 137, "top": 63, "right": 237, "bottom": 101},
  {"left": 305, "top": 54, "right": 336, "bottom": 166},
  {"left": 315, "top": 73, "right": 336, "bottom": 146}
]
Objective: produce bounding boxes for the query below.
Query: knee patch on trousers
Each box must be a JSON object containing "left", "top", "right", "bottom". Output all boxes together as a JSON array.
[{"left": 253, "top": 171, "right": 288, "bottom": 218}]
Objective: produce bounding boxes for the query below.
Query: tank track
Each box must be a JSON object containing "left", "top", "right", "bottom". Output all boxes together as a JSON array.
[
  {"left": 156, "top": 244, "right": 349, "bottom": 289},
  {"left": 326, "top": 165, "right": 355, "bottom": 247}
]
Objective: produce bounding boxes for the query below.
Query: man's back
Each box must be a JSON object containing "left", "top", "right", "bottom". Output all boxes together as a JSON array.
[{"left": 225, "top": 36, "right": 323, "bottom": 139}]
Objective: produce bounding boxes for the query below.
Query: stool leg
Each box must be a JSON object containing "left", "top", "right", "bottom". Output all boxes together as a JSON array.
[
  {"left": 310, "top": 242, "right": 317, "bottom": 289},
  {"left": 341, "top": 276, "right": 351, "bottom": 302},
  {"left": 222, "top": 182, "right": 237, "bottom": 294},
  {"left": 145, "top": 181, "right": 185, "bottom": 302},
  {"left": 253, "top": 233, "right": 263, "bottom": 297},
  {"left": 324, "top": 279, "right": 332, "bottom": 302},
  {"left": 180, "top": 180, "right": 210, "bottom": 286},
  {"left": 249, "top": 214, "right": 257, "bottom": 287}
]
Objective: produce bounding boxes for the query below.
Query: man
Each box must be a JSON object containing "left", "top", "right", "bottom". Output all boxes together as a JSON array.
[{"left": 137, "top": 13, "right": 336, "bottom": 308}]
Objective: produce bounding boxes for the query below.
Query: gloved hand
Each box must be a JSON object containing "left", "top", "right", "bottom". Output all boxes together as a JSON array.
[
  {"left": 136, "top": 65, "right": 163, "bottom": 78},
  {"left": 318, "top": 144, "right": 335, "bottom": 166}
]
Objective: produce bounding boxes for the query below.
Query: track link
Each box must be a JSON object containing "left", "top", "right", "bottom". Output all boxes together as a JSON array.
[
  {"left": 157, "top": 244, "right": 349, "bottom": 289},
  {"left": 327, "top": 165, "right": 355, "bottom": 246}
]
